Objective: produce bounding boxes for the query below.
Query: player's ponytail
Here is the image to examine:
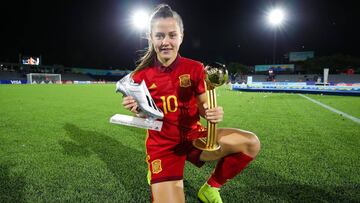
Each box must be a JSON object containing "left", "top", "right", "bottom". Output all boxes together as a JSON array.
[{"left": 134, "top": 4, "right": 184, "bottom": 72}]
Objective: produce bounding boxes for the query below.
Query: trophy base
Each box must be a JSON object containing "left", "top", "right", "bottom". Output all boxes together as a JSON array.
[{"left": 192, "top": 137, "right": 221, "bottom": 151}]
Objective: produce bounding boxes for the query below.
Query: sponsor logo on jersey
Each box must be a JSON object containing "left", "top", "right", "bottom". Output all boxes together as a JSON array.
[
  {"left": 179, "top": 74, "right": 191, "bottom": 87},
  {"left": 151, "top": 159, "right": 162, "bottom": 174}
]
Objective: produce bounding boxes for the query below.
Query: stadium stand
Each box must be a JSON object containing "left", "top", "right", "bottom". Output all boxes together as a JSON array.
[
  {"left": 1, "top": 61, "right": 358, "bottom": 84},
  {"left": 0, "top": 72, "right": 26, "bottom": 80},
  {"left": 0, "top": 71, "right": 95, "bottom": 81},
  {"left": 247, "top": 74, "right": 360, "bottom": 83},
  {"left": 328, "top": 74, "right": 360, "bottom": 83},
  {"left": 61, "top": 73, "right": 94, "bottom": 81},
  {"left": 0, "top": 67, "right": 126, "bottom": 83}
]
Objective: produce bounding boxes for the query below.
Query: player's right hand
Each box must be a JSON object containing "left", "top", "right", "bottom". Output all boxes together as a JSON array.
[{"left": 122, "top": 96, "right": 139, "bottom": 114}]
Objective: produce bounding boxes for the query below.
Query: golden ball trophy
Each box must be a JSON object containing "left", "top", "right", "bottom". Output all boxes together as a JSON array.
[{"left": 193, "top": 62, "right": 228, "bottom": 151}]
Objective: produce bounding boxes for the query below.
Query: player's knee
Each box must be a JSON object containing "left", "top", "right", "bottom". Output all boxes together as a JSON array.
[
  {"left": 234, "top": 130, "right": 260, "bottom": 157},
  {"left": 247, "top": 133, "right": 261, "bottom": 156}
]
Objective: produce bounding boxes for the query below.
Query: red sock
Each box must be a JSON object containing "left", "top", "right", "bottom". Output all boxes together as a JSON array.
[{"left": 207, "top": 152, "right": 254, "bottom": 188}]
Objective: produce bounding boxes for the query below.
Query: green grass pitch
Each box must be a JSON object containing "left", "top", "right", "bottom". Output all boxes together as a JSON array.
[{"left": 1, "top": 84, "right": 359, "bottom": 202}]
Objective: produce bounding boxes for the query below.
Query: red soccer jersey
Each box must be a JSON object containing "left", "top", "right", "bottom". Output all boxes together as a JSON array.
[{"left": 132, "top": 55, "right": 206, "bottom": 130}]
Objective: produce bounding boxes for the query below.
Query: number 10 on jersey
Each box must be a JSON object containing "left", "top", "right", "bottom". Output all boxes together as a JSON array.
[{"left": 160, "top": 95, "right": 178, "bottom": 114}]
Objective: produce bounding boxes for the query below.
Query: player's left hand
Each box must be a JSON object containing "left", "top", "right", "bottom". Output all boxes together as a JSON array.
[{"left": 204, "top": 104, "right": 224, "bottom": 123}]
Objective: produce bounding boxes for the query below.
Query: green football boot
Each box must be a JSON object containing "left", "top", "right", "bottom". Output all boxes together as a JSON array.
[{"left": 198, "top": 183, "right": 223, "bottom": 203}]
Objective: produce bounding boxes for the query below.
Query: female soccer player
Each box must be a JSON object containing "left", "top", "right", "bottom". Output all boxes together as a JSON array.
[{"left": 122, "top": 4, "right": 260, "bottom": 203}]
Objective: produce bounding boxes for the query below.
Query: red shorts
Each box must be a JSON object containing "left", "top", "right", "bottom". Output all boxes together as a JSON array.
[{"left": 146, "top": 123, "right": 207, "bottom": 184}]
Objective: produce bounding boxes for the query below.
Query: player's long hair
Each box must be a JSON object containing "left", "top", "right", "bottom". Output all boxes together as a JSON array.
[{"left": 134, "top": 4, "right": 184, "bottom": 73}]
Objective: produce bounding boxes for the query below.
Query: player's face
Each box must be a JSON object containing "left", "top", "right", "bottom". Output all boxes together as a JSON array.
[{"left": 150, "top": 17, "right": 183, "bottom": 66}]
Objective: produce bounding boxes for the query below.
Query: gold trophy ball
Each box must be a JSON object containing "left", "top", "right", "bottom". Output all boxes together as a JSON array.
[{"left": 205, "top": 62, "right": 229, "bottom": 89}]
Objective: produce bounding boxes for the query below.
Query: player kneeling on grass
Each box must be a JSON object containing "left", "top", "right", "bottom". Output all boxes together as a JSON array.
[{"left": 121, "top": 4, "right": 260, "bottom": 203}]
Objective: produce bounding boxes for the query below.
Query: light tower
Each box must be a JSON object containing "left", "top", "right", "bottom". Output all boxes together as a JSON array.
[
  {"left": 267, "top": 7, "right": 286, "bottom": 64},
  {"left": 131, "top": 9, "right": 149, "bottom": 48}
]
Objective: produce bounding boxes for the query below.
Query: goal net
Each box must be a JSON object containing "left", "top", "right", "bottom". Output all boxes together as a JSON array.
[{"left": 27, "top": 73, "right": 62, "bottom": 84}]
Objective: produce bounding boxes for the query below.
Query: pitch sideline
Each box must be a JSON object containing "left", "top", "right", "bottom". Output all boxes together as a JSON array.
[{"left": 298, "top": 94, "right": 360, "bottom": 124}]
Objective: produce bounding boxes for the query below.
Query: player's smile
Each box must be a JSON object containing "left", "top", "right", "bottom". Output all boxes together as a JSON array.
[{"left": 160, "top": 47, "right": 173, "bottom": 54}]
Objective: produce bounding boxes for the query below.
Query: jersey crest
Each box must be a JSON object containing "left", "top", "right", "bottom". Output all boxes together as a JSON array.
[
  {"left": 179, "top": 74, "right": 191, "bottom": 87},
  {"left": 151, "top": 159, "right": 162, "bottom": 174}
]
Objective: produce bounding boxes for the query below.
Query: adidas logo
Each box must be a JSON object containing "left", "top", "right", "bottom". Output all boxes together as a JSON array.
[{"left": 149, "top": 83, "right": 157, "bottom": 89}]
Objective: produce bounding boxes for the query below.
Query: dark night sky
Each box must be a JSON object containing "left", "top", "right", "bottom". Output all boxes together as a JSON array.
[{"left": 1, "top": 0, "right": 359, "bottom": 69}]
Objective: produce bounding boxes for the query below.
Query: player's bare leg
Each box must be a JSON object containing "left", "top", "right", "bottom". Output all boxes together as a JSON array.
[
  {"left": 201, "top": 128, "right": 260, "bottom": 161},
  {"left": 198, "top": 128, "right": 260, "bottom": 203},
  {"left": 151, "top": 180, "right": 185, "bottom": 203}
]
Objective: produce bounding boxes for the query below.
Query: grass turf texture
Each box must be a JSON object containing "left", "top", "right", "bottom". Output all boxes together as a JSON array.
[{"left": 0, "top": 84, "right": 359, "bottom": 202}]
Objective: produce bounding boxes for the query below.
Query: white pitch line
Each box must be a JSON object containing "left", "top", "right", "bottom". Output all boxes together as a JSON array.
[{"left": 299, "top": 94, "right": 360, "bottom": 124}]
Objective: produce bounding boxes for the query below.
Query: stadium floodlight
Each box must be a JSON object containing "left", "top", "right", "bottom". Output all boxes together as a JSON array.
[
  {"left": 266, "top": 7, "right": 286, "bottom": 64},
  {"left": 131, "top": 9, "right": 150, "bottom": 48},
  {"left": 267, "top": 8, "right": 285, "bottom": 26},
  {"left": 131, "top": 9, "right": 149, "bottom": 30}
]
